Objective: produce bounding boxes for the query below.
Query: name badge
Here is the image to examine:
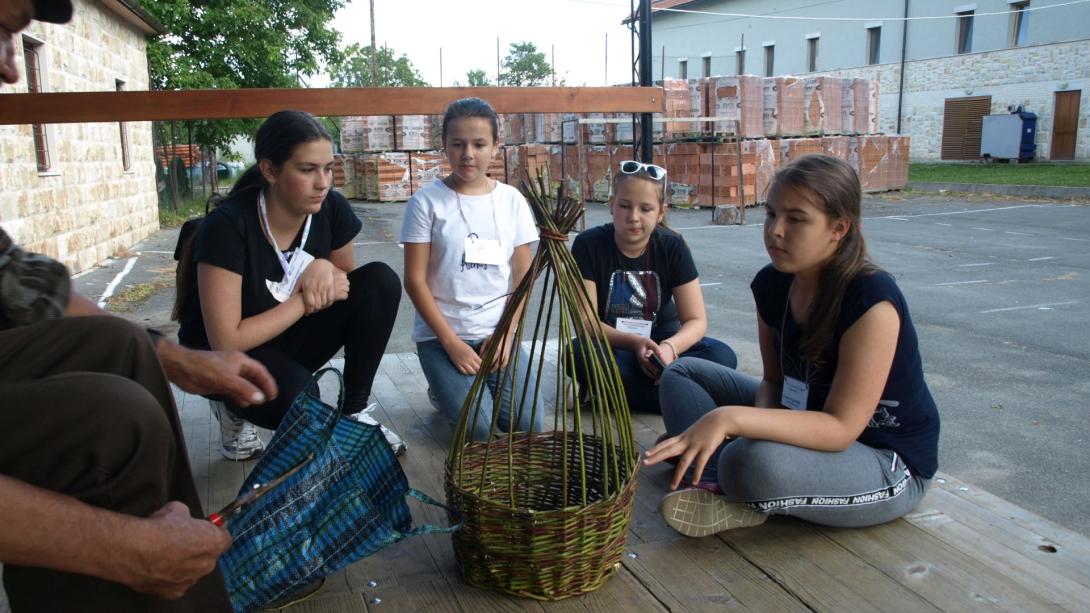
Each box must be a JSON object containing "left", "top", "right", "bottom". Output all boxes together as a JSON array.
[
  {"left": 463, "top": 236, "right": 506, "bottom": 266},
  {"left": 266, "top": 249, "right": 314, "bottom": 302},
  {"left": 615, "top": 317, "right": 653, "bottom": 339},
  {"left": 781, "top": 376, "right": 808, "bottom": 410}
]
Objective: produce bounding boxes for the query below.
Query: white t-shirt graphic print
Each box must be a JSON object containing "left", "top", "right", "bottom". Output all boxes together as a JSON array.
[{"left": 400, "top": 180, "right": 539, "bottom": 342}]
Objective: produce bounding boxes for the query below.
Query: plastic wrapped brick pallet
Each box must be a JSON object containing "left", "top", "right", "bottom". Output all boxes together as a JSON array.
[{"left": 707, "top": 75, "right": 764, "bottom": 139}]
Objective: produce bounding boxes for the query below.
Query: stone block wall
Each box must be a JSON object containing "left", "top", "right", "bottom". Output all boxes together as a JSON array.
[
  {"left": 0, "top": 0, "right": 158, "bottom": 273},
  {"left": 814, "top": 40, "right": 1090, "bottom": 161}
]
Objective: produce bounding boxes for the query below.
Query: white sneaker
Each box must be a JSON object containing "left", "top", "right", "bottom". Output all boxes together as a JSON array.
[
  {"left": 659, "top": 488, "right": 767, "bottom": 537},
  {"left": 347, "top": 403, "right": 407, "bottom": 457},
  {"left": 209, "top": 400, "right": 264, "bottom": 461}
]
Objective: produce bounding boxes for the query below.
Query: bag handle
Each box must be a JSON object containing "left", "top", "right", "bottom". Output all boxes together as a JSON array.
[
  {"left": 402, "top": 489, "right": 463, "bottom": 536},
  {"left": 310, "top": 367, "right": 346, "bottom": 414}
]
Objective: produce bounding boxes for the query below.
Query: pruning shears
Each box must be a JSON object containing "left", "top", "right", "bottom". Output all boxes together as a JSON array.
[{"left": 207, "top": 453, "right": 315, "bottom": 527}]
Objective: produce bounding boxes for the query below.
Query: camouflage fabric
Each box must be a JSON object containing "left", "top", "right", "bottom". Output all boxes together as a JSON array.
[{"left": 0, "top": 227, "right": 70, "bottom": 330}]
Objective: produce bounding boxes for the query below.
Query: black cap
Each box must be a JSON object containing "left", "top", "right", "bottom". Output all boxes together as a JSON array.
[{"left": 33, "top": 0, "right": 73, "bottom": 24}]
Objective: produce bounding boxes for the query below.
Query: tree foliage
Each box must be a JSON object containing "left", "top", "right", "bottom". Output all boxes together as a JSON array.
[
  {"left": 328, "top": 44, "right": 429, "bottom": 88},
  {"left": 465, "top": 69, "right": 490, "bottom": 86},
  {"left": 498, "top": 42, "right": 552, "bottom": 86},
  {"left": 142, "top": 0, "right": 346, "bottom": 152}
]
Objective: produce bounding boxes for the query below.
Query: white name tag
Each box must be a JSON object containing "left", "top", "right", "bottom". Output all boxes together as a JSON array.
[
  {"left": 781, "top": 376, "right": 809, "bottom": 411},
  {"left": 463, "top": 236, "right": 506, "bottom": 266},
  {"left": 266, "top": 249, "right": 314, "bottom": 302},
  {"left": 615, "top": 317, "right": 653, "bottom": 339}
]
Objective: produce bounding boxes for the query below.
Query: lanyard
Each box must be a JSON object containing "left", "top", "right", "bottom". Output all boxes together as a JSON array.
[
  {"left": 452, "top": 179, "right": 501, "bottom": 243},
  {"left": 780, "top": 278, "right": 812, "bottom": 385},
  {"left": 258, "top": 190, "right": 312, "bottom": 277}
]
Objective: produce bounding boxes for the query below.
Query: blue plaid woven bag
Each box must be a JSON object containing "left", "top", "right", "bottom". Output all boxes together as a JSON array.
[{"left": 218, "top": 368, "right": 460, "bottom": 612}]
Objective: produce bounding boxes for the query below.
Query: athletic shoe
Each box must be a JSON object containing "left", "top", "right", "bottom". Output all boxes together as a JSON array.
[
  {"left": 209, "top": 400, "right": 264, "bottom": 461},
  {"left": 659, "top": 487, "right": 767, "bottom": 537},
  {"left": 347, "top": 403, "right": 407, "bottom": 457}
]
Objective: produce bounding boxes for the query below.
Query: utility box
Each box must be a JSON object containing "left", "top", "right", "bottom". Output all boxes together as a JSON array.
[{"left": 981, "top": 109, "right": 1037, "bottom": 161}]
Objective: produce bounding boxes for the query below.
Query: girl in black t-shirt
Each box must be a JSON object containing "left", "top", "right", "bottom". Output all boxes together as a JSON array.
[
  {"left": 570, "top": 161, "right": 737, "bottom": 413},
  {"left": 645, "top": 155, "right": 939, "bottom": 535},
  {"left": 175, "top": 111, "right": 401, "bottom": 459}
]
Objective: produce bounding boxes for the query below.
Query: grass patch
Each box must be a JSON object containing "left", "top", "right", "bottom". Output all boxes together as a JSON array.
[
  {"left": 909, "top": 163, "right": 1090, "bottom": 187},
  {"left": 159, "top": 196, "right": 211, "bottom": 228}
]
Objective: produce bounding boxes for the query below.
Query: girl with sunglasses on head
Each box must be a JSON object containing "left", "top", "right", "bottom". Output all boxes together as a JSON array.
[
  {"left": 644, "top": 155, "right": 940, "bottom": 536},
  {"left": 401, "top": 97, "right": 544, "bottom": 441},
  {"left": 570, "top": 160, "right": 738, "bottom": 413}
]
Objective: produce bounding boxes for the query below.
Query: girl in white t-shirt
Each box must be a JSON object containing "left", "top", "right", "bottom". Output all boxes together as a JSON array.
[{"left": 400, "top": 97, "right": 544, "bottom": 440}]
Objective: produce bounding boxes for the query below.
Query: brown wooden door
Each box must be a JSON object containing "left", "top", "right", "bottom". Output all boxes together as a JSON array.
[
  {"left": 941, "top": 96, "right": 992, "bottom": 160},
  {"left": 1051, "top": 90, "right": 1080, "bottom": 160}
]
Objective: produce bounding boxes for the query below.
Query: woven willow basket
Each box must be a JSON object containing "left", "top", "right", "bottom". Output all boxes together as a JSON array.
[{"left": 445, "top": 173, "right": 639, "bottom": 600}]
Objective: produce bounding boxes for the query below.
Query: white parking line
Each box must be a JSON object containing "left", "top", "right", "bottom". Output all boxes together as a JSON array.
[
  {"left": 970, "top": 227, "right": 994, "bottom": 232},
  {"left": 936, "top": 280, "right": 989, "bottom": 286},
  {"left": 97, "top": 257, "right": 138, "bottom": 308},
  {"left": 886, "top": 217, "right": 910, "bottom": 221},
  {"left": 873, "top": 204, "right": 1062, "bottom": 220},
  {"left": 1004, "top": 231, "right": 1031, "bottom": 236},
  {"left": 980, "top": 300, "right": 1079, "bottom": 314},
  {"left": 935, "top": 223, "right": 953, "bottom": 227},
  {"left": 1029, "top": 256, "right": 1056, "bottom": 262},
  {"left": 700, "top": 282, "right": 722, "bottom": 287},
  {"left": 1059, "top": 236, "right": 1089, "bottom": 242},
  {"left": 957, "top": 263, "right": 994, "bottom": 268}
]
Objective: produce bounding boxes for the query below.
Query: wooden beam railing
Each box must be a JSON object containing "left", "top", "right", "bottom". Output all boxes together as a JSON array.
[{"left": 0, "top": 86, "right": 664, "bottom": 125}]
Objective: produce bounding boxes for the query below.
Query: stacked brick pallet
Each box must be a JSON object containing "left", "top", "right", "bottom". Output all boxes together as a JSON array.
[{"left": 331, "top": 74, "right": 902, "bottom": 203}]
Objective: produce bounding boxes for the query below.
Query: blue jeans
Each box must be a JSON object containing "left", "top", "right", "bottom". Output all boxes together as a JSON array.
[
  {"left": 659, "top": 357, "right": 931, "bottom": 528},
  {"left": 570, "top": 336, "right": 737, "bottom": 413},
  {"left": 417, "top": 338, "right": 545, "bottom": 441}
]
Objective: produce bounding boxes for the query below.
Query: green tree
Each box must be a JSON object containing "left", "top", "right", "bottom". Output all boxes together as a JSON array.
[
  {"left": 466, "top": 69, "right": 490, "bottom": 86},
  {"left": 143, "top": 0, "right": 346, "bottom": 153},
  {"left": 498, "top": 42, "right": 552, "bottom": 86},
  {"left": 329, "top": 44, "right": 429, "bottom": 87}
]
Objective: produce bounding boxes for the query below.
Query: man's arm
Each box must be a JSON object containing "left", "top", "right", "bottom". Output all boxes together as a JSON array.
[{"left": 0, "top": 475, "right": 230, "bottom": 599}]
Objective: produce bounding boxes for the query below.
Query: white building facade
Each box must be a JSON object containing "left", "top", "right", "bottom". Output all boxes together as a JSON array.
[
  {"left": 648, "top": 0, "right": 1089, "bottom": 160},
  {"left": 0, "top": 0, "right": 162, "bottom": 273}
]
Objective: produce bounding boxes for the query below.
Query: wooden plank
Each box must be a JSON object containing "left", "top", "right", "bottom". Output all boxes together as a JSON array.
[
  {"left": 620, "top": 540, "right": 808, "bottom": 612},
  {"left": 0, "top": 87, "right": 664, "bottom": 125},
  {"left": 720, "top": 520, "right": 940, "bottom": 613},
  {"left": 285, "top": 591, "right": 368, "bottom": 613},
  {"left": 909, "top": 478, "right": 1090, "bottom": 589},
  {"left": 361, "top": 579, "right": 462, "bottom": 612},
  {"left": 824, "top": 519, "right": 1066, "bottom": 612},
  {"left": 540, "top": 567, "right": 667, "bottom": 612}
]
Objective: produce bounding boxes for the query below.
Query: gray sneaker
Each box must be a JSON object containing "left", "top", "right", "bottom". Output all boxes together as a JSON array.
[
  {"left": 659, "top": 487, "right": 767, "bottom": 537},
  {"left": 209, "top": 400, "right": 264, "bottom": 461}
]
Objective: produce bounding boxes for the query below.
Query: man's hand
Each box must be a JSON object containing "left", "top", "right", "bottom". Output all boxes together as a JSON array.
[
  {"left": 158, "top": 341, "right": 277, "bottom": 406},
  {"left": 121, "top": 502, "right": 232, "bottom": 599}
]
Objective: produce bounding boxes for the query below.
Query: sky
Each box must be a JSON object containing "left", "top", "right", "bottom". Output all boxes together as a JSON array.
[{"left": 321, "top": 0, "right": 639, "bottom": 87}]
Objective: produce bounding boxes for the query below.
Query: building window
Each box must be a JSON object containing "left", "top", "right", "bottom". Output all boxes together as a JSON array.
[
  {"left": 1010, "top": 2, "right": 1030, "bottom": 46},
  {"left": 678, "top": 59, "right": 687, "bottom": 79},
  {"left": 764, "top": 45, "right": 774, "bottom": 77},
  {"left": 956, "top": 10, "right": 974, "bottom": 54},
  {"left": 22, "top": 39, "right": 50, "bottom": 172},
  {"left": 867, "top": 26, "right": 882, "bottom": 65},
  {"left": 807, "top": 37, "right": 819, "bottom": 72},
  {"left": 117, "top": 80, "right": 131, "bottom": 171},
  {"left": 736, "top": 49, "right": 745, "bottom": 75},
  {"left": 702, "top": 55, "right": 711, "bottom": 78}
]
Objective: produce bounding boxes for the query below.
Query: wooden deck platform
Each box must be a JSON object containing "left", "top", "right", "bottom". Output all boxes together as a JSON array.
[{"left": 177, "top": 353, "right": 1090, "bottom": 612}]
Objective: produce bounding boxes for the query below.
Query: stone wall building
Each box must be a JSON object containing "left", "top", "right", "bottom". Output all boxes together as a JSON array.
[
  {"left": 647, "top": 0, "right": 1089, "bottom": 161},
  {"left": 0, "top": 0, "right": 162, "bottom": 273}
]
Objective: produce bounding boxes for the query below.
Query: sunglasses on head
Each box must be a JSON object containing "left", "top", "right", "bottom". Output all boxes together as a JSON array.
[{"left": 619, "top": 160, "right": 667, "bottom": 181}]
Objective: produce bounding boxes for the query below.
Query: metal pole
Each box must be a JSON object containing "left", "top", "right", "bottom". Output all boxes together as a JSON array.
[
  {"left": 439, "top": 48, "right": 443, "bottom": 87},
  {"left": 551, "top": 44, "right": 556, "bottom": 86},
  {"left": 897, "top": 0, "right": 909, "bottom": 134},
  {"left": 496, "top": 37, "right": 502, "bottom": 84},
  {"left": 638, "top": 0, "right": 653, "bottom": 163},
  {"left": 605, "top": 33, "right": 608, "bottom": 85},
  {"left": 369, "top": 0, "right": 377, "bottom": 86}
]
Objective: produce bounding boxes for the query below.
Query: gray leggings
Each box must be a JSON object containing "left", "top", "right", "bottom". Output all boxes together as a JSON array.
[{"left": 659, "top": 357, "right": 930, "bottom": 528}]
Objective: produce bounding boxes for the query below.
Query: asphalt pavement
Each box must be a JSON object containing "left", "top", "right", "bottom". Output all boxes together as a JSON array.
[{"left": 79, "top": 191, "right": 1090, "bottom": 536}]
